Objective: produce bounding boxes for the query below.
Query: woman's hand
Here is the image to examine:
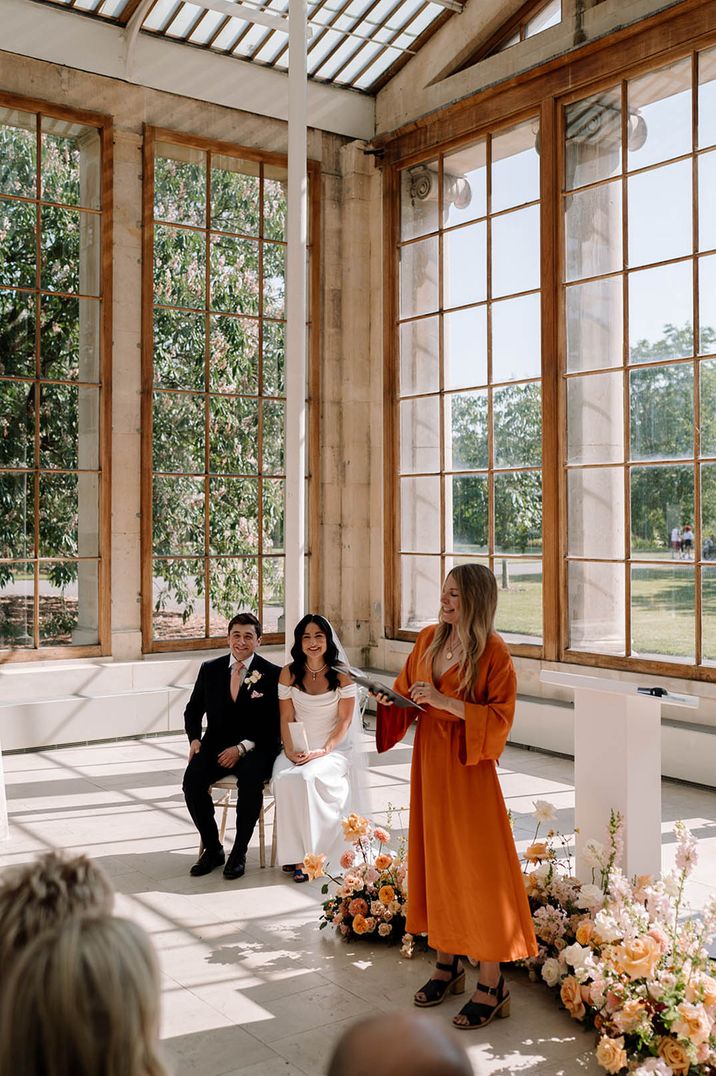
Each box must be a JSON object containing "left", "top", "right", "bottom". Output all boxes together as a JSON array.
[
  {"left": 372, "top": 690, "right": 394, "bottom": 707},
  {"left": 293, "top": 748, "right": 326, "bottom": 767},
  {"left": 410, "top": 680, "right": 443, "bottom": 708}
]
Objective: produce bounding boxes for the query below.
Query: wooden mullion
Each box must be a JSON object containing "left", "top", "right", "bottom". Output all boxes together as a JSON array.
[
  {"left": 33, "top": 111, "right": 42, "bottom": 650},
  {"left": 206, "top": 14, "right": 233, "bottom": 48},
  {"left": 98, "top": 116, "right": 114, "bottom": 656},
  {"left": 149, "top": 126, "right": 289, "bottom": 169},
  {"left": 437, "top": 154, "right": 446, "bottom": 582},
  {"left": 621, "top": 79, "right": 632, "bottom": 658},
  {"left": 140, "top": 124, "right": 156, "bottom": 653},
  {"left": 383, "top": 165, "right": 400, "bottom": 637},
  {"left": 117, "top": 0, "right": 146, "bottom": 25},
  {"left": 692, "top": 50, "right": 702, "bottom": 665},
  {"left": 257, "top": 161, "right": 265, "bottom": 627},
  {"left": 204, "top": 152, "right": 212, "bottom": 641},
  {"left": 486, "top": 133, "right": 494, "bottom": 573}
]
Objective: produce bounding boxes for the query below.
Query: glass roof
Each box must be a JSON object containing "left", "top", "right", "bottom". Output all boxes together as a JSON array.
[{"left": 36, "top": 0, "right": 460, "bottom": 93}]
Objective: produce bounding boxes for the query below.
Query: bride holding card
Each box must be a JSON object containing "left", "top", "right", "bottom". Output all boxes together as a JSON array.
[{"left": 271, "top": 614, "right": 364, "bottom": 882}]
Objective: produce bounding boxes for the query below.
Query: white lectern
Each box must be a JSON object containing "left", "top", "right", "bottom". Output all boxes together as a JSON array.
[{"left": 539, "top": 670, "right": 698, "bottom": 880}]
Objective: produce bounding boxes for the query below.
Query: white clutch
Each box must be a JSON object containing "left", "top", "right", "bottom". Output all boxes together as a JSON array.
[{"left": 287, "top": 721, "right": 310, "bottom": 754}]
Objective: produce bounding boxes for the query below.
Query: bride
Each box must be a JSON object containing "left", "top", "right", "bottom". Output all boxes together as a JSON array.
[{"left": 272, "top": 614, "right": 362, "bottom": 882}]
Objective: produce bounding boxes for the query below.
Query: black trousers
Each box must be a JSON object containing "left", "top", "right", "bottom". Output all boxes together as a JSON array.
[{"left": 182, "top": 746, "right": 268, "bottom": 856}]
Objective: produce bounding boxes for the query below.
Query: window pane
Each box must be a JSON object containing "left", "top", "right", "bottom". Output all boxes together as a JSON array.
[
  {"left": 155, "top": 142, "right": 206, "bottom": 227},
  {"left": 698, "top": 149, "right": 716, "bottom": 251},
  {"left": 154, "top": 224, "right": 206, "bottom": 309},
  {"left": 443, "top": 141, "right": 486, "bottom": 227},
  {"left": 400, "top": 236, "right": 438, "bottom": 318},
  {"left": 209, "top": 557, "right": 258, "bottom": 633},
  {"left": 568, "top": 467, "right": 625, "bottom": 558},
  {"left": 208, "top": 476, "right": 258, "bottom": 553},
  {"left": 494, "top": 472, "right": 542, "bottom": 554},
  {"left": 491, "top": 205, "right": 539, "bottom": 298},
  {"left": 401, "top": 476, "right": 440, "bottom": 552},
  {"left": 631, "top": 565, "right": 694, "bottom": 661},
  {"left": 153, "top": 391, "right": 205, "bottom": 473},
  {"left": 400, "top": 396, "right": 440, "bottom": 473},
  {"left": 701, "top": 255, "right": 716, "bottom": 354},
  {"left": 446, "top": 390, "right": 487, "bottom": 471},
  {"left": 262, "top": 556, "right": 284, "bottom": 633},
  {"left": 698, "top": 47, "right": 716, "bottom": 150},
  {"left": 41, "top": 119, "right": 101, "bottom": 210},
  {"left": 628, "top": 159, "right": 692, "bottom": 267},
  {"left": 0, "top": 109, "right": 37, "bottom": 198},
  {"left": 152, "top": 558, "right": 205, "bottom": 640},
  {"left": 491, "top": 119, "right": 539, "bottom": 213},
  {"left": 40, "top": 384, "right": 99, "bottom": 470},
  {"left": 210, "top": 234, "right": 259, "bottom": 315},
  {"left": 564, "top": 180, "right": 622, "bottom": 282},
  {"left": 567, "top": 370, "right": 623, "bottom": 464},
  {"left": 401, "top": 554, "right": 440, "bottom": 630},
  {"left": 629, "top": 261, "right": 693, "bottom": 362},
  {"left": 0, "top": 197, "right": 36, "bottom": 288},
  {"left": 0, "top": 289, "right": 35, "bottom": 377},
  {"left": 494, "top": 560, "right": 542, "bottom": 641},
  {"left": 401, "top": 163, "right": 438, "bottom": 241},
  {"left": 568, "top": 560, "right": 625, "bottom": 654},
  {"left": 209, "top": 396, "right": 259, "bottom": 474},
  {"left": 41, "top": 206, "right": 100, "bottom": 296},
  {"left": 263, "top": 241, "right": 286, "bottom": 318},
  {"left": 627, "top": 58, "right": 692, "bottom": 171},
  {"left": 40, "top": 560, "right": 98, "bottom": 647},
  {"left": 492, "top": 293, "right": 540, "bottom": 381},
  {"left": 494, "top": 383, "right": 541, "bottom": 468},
  {"left": 702, "top": 566, "right": 716, "bottom": 662},
  {"left": 264, "top": 167, "right": 287, "bottom": 241},
  {"left": 566, "top": 276, "right": 623, "bottom": 372},
  {"left": 263, "top": 320, "right": 285, "bottom": 396},
  {"left": 565, "top": 88, "right": 622, "bottom": 191},
  {"left": 444, "top": 307, "right": 487, "bottom": 389},
  {"left": 212, "top": 155, "right": 260, "bottom": 235},
  {"left": 630, "top": 363, "right": 693, "bottom": 461},
  {"left": 444, "top": 222, "right": 486, "bottom": 308},
  {"left": 40, "top": 295, "right": 100, "bottom": 381},
  {"left": 154, "top": 308, "right": 205, "bottom": 390},
  {"left": 0, "top": 380, "right": 34, "bottom": 467},
  {"left": 701, "top": 464, "right": 716, "bottom": 558},
  {"left": 262, "top": 399, "right": 284, "bottom": 475},
  {"left": 39, "top": 472, "right": 99, "bottom": 558},
  {"left": 0, "top": 562, "right": 34, "bottom": 648},
  {"left": 526, "top": 0, "right": 560, "bottom": 36},
  {"left": 448, "top": 474, "right": 487, "bottom": 553},
  {"left": 630, "top": 464, "right": 694, "bottom": 557},
  {"left": 153, "top": 475, "right": 205, "bottom": 555},
  {"left": 209, "top": 316, "right": 258, "bottom": 394},
  {"left": 400, "top": 317, "right": 439, "bottom": 395},
  {"left": 0, "top": 473, "right": 33, "bottom": 558},
  {"left": 701, "top": 359, "right": 716, "bottom": 455},
  {"left": 263, "top": 478, "right": 284, "bottom": 552}
]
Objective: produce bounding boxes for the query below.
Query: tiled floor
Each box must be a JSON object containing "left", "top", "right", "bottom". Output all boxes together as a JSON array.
[{"left": 1, "top": 731, "right": 715, "bottom": 1076}]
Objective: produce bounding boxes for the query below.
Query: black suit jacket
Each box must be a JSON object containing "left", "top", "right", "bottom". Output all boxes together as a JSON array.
[{"left": 183, "top": 652, "right": 281, "bottom": 766}]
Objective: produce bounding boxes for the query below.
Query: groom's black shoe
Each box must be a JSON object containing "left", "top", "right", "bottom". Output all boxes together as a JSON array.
[
  {"left": 223, "top": 849, "right": 246, "bottom": 880},
  {"left": 190, "top": 846, "right": 225, "bottom": 876}
]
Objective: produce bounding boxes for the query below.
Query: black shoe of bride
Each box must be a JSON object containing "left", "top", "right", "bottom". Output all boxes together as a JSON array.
[
  {"left": 413, "top": 957, "right": 465, "bottom": 1007},
  {"left": 453, "top": 974, "right": 510, "bottom": 1029}
]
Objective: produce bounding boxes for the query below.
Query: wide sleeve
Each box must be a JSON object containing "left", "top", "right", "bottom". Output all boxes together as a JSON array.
[
  {"left": 376, "top": 638, "right": 424, "bottom": 753},
  {"left": 459, "top": 638, "right": 517, "bottom": 766}
]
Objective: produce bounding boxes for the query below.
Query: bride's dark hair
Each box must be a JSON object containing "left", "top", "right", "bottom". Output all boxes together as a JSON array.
[{"left": 289, "top": 614, "right": 341, "bottom": 692}]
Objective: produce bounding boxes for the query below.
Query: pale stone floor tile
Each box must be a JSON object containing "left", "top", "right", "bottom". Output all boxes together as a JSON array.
[{"left": 2, "top": 733, "right": 716, "bottom": 1075}]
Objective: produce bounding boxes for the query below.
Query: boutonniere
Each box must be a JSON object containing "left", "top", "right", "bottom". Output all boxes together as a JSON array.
[{"left": 246, "top": 670, "right": 262, "bottom": 687}]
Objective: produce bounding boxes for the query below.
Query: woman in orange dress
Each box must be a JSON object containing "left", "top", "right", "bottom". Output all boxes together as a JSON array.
[{"left": 376, "top": 563, "right": 537, "bottom": 1029}]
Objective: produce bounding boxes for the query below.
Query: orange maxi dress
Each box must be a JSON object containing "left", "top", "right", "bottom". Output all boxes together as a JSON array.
[{"left": 377, "top": 626, "right": 537, "bottom": 962}]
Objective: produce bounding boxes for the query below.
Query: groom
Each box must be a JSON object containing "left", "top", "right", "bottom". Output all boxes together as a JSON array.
[{"left": 182, "top": 612, "right": 281, "bottom": 879}]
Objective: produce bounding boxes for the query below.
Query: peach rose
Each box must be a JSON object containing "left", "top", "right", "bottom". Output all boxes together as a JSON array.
[
  {"left": 352, "top": 914, "right": 369, "bottom": 935},
  {"left": 374, "top": 853, "right": 393, "bottom": 871},
  {"left": 348, "top": 898, "right": 369, "bottom": 917},
  {"left": 343, "top": 873, "right": 363, "bottom": 893},
  {"left": 388, "top": 900, "right": 402, "bottom": 915},
  {"left": 595, "top": 1035, "right": 627, "bottom": 1074},
  {"left": 576, "top": 920, "right": 595, "bottom": 946},
  {"left": 339, "top": 850, "right": 355, "bottom": 869},
  {"left": 524, "top": 841, "right": 550, "bottom": 863},
  {"left": 615, "top": 934, "right": 662, "bottom": 980},
  {"left": 378, "top": 922, "right": 392, "bottom": 937},
  {"left": 342, "top": 814, "right": 370, "bottom": 841},
  {"left": 373, "top": 827, "right": 390, "bottom": 844},
  {"left": 364, "top": 917, "right": 376, "bottom": 932},
  {"left": 686, "top": 972, "right": 716, "bottom": 1010},
  {"left": 671, "top": 1002, "right": 712, "bottom": 1046},
  {"left": 378, "top": 885, "right": 396, "bottom": 904},
  {"left": 612, "top": 997, "right": 645, "bottom": 1034},
  {"left": 658, "top": 1036, "right": 691, "bottom": 1075},
  {"left": 302, "top": 853, "right": 326, "bottom": 880},
  {"left": 560, "top": 976, "right": 586, "bottom": 1021}
]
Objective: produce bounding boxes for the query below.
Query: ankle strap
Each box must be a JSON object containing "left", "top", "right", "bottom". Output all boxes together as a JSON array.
[
  {"left": 436, "top": 958, "right": 460, "bottom": 973},
  {"left": 479, "top": 975, "right": 504, "bottom": 996}
]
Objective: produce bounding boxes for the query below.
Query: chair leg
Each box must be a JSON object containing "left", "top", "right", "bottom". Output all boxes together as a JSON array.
[
  {"left": 218, "top": 791, "right": 229, "bottom": 846},
  {"left": 259, "top": 806, "right": 266, "bottom": 869},
  {"left": 270, "top": 804, "right": 278, "bottom": 867}
]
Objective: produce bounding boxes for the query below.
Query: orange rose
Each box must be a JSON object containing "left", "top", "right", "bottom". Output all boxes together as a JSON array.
[
  {"left": 378, "top": 885, "right": 395, "bottom": 904},
  {"left": 671, "top": 1002, "right": 712, "bottom": 1046},
  {"left": 302, "top": 853, "right": 326, "bottom": 881},
  {"left": 658, "top": 1036, "right": 691, "bottom": 1075},
  {"left": 595, "top": 1035, "right": 627, "bottom": 1074},
  {"left": 524, "top": 841, "right": 550, "bottom": 863},
  {"left": 560, "top": 976, "right": 586, "bottom": 1021},
  {"left": 348, "top": 898, "right": 369, "bottom": 917},
  {"left": 575, "top": 921, "right": 595, "bottom": 946},
  {"left": 352, "top": 914, "right": 369, "bottom": 935},
  {"left": 612, "top": 997, "right": 645, "bottom": 1034},
  {"left": 342, "top": 814, "right": 370, "bottom": 841},
  {"left": 374, "top": 853, "right": 393, "bottom": 871},
  {"left": 615, "top": 934, "right": 661, "bottom": 980}
]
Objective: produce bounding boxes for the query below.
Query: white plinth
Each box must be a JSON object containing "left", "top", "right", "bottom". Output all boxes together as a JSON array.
[{"left": 540, "top": 671, "right": 698, "bottom": 880}]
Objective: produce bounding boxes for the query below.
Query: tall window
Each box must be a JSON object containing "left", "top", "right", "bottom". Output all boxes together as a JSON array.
[
  {"left": 144, "top": 132, "right": 301, "bottom": 649},
  {"left": 564, "top": 49, "right": 716, "bottom": 667},
  {"left": 0, "top": 100, "right": 109, "bottom": 655},
  {"left": 395, "top": 118, "right": 543, "bottom": 642}
]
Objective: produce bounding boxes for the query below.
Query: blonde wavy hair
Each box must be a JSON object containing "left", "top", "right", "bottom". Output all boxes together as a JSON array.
[
  {"left": 426, "top": 564, "right": 497, "bottom": 702},
  {"left": 0, "top": 850, "right": 114, "bottom": 992},
  {"left": 0, "top": 915, "right": 169, "bottom": 1076}
]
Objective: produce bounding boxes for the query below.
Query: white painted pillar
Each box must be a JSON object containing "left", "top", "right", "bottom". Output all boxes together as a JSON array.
[{"left": 284, "top": 0, "right": 308, "bottom": 657}]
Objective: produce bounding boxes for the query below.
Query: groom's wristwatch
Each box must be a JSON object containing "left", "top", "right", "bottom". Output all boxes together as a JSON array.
[{"left": 236, "top": 743, "right": 246, "bottom": 758}]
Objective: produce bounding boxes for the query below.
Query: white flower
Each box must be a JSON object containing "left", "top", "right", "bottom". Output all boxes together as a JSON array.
[
  {"left": 576, "top": 883, "right": 605, "bottom": 911},
  {"left": 562, "top": 942, "right": 594, "bottom": 980},
  {"left": 594, "top": 909, "right": 624, "bottom": 943},
  {"left": 633, "top": 1060, "right": 673, "bottom": 1076},
  {"left": 662, "top": 872, "right": 681, "bottom": 898},
  {"left": 246, "top": 669, "right": 262, "bottom": 685},
  {"left": 581, "top": 839, "right": 609, "bottom": 870},
  {"left": 541, "top": 957, "right": 562, "bottom": 987},
  {"left": 533, "top": 800, "right": 558, "bottom": 824}
]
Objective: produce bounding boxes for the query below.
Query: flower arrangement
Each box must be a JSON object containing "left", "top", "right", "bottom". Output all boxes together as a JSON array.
[
  {"left": 308, "top": 812, "right": 410, "bottom": 947},
  {"left": 521, "top": 802, "right": 716, "bottom": 1074}
]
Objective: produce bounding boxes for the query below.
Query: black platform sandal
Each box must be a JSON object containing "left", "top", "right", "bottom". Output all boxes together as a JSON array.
[
  {"left": 453, "top": 974, "right": 510, "bottom": 1029},
  {"left": 413, "top": 957, "right": 465, "bottom": 1007}
]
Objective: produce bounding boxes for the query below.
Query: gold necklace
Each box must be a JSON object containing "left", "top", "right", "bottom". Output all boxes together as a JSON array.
[
  {"left": 445, "top": 636, "right": 460, "bottom": 661},
  {"left": 308, "top": 662, "right": 327, "bottom": 680}
]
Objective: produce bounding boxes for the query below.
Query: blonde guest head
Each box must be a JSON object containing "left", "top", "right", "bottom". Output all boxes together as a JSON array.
[
  {"left": 427, "top": 563, "right": 498, "bottom": 701},
  {"left": 0, "top": 915, "right": 169, "bottom": 1076}
]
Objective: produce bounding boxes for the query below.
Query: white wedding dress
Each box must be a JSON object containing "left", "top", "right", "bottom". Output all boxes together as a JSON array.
[{"left": 272, "top": 682, "right": 359, "bottom": 867}]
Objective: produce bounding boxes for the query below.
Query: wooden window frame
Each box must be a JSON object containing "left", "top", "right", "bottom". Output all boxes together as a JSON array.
[
  {"left": 0, "top": 91, "right": 113, "bottom": 663},
  {"left": 382, "top": 0, "right": 716, "bottom": 681},
  {"left": 141, "top": 126, "right": 320, "bottom": 654}
]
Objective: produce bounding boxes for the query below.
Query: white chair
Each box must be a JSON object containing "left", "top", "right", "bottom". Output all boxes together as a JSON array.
[{"left": 199, "top": 779, "right": 277, "bottom": 868}]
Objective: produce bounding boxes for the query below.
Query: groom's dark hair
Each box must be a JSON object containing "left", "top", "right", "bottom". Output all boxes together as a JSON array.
[{"left": 227, "top": 612, "right": 262, "bottom": 637}]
